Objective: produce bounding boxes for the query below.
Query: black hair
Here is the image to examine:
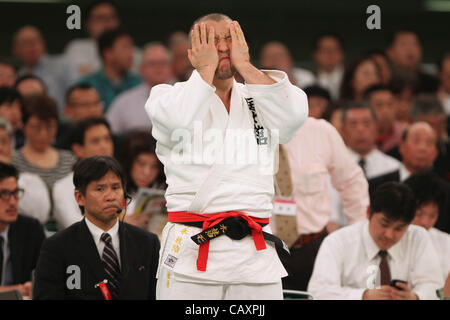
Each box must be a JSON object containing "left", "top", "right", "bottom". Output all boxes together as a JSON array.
[
  {"left": 403, "top": 172, "right": 445, "bottom": 215},
  {"left": 312, "top": 33, "right": 345, "bottom": 52},
  {"left": 97, "top": 27, "right": 131, "bottom": 60},
  {"left": 65, "top": 82, "right": 96, "bottom": 104},
  {"left": 73, "top": 156, "right": 126, "bottom": 213},
  {"left": 341, "top": 100, "right": 378, "bottom": 123},
  {"left": 369, "top": 181, "right": 416, "bottom": 223},
  {"left": 14, "top": 74, "right": 47, "bottom": 92},
  {"left": 0, "top": 58, "right": 17, "bottom": 71},
  {"left": 303, "top": 85, "right": 331, "bottom": 102},
  {"left": 386, "top": 28, "right": 420, "bottom": 48},
  {"left": 85, "top": 0, "right": 119, "bottom": 20},
  {"left": 120, "top": 130, "right": 166, "bottom": 194},
  {"left": 22, "top": 94, "right": 58, "bottom": 125},
  {"left": 0, "top": 86, "right": 23, "bottom": 106},
  {"left": 0, "top": 162, "right": 18, "bottom": 183},
  {"left": 69, "top": 117, "right": 111, "bottom": 147},
  {"left": 363, "top": 84, "right": 394, "bottom": 101}
]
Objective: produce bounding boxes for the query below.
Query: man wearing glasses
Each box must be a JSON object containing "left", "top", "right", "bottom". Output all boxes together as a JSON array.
[{"left": 0, "top": 162, "right": 46, "bottom": 299}]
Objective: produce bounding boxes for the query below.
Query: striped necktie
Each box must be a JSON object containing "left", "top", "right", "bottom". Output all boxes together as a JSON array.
[{"left": 100, "top": 233, "right": 121, "bottom": 299}]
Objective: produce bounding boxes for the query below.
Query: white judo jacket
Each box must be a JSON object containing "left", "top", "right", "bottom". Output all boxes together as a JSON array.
[{"left": 145, "top": 69, "right": 308, "bottom": 283}]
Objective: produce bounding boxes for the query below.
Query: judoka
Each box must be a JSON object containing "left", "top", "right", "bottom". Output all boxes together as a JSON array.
[{"left": 145, "top": 13, "right": 308, "bottom": 300}]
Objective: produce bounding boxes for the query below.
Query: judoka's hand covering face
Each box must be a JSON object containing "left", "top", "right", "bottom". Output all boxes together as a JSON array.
[
  {"left": 229, "top": 21, "right": 250, "bottom": 70},
  {"left": 188, "top": 23, "right": 219, "bottom": 74}
]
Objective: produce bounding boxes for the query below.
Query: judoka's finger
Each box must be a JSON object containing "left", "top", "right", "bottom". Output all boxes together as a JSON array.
[
  {"left": 229, "top": 22, "right": 239, "bottom": 44},
  {"left": 200, "top": 22, "right": 207, "bottom": 45},
  {"left": 208, "top": 26, "right": 215, "bottom": 46},
  {"left": 187, "top": 49, "right": 193, "bottom": 65},
  {"left": 191, "top": 25, "right": 200, "bottom": 49},
  {"left": 234, "top": 21, "right": 246, "bottom": 43}
]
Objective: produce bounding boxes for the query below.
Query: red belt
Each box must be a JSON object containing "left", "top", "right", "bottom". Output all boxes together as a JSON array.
[{"left": 168, "top": 211, "right": 269, "bottom": 271}]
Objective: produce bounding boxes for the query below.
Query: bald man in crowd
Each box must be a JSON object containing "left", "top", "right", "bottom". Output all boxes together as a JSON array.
[
  {"left": 12, "top": 25, "right": 77, "bottom": 110},
  {"left": 259, "top": 41, "right": 315, "bottom": 89},
  {"left": 369, "top": 122, "right": 450, "bottom": 233},
  {"left": 106, "top": 42, "right": 173, "bottom": 134}
]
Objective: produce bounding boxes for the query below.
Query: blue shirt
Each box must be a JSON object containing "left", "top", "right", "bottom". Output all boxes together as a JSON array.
[{"left": 78, "top": 69, "right": 141, "bottom": 111}]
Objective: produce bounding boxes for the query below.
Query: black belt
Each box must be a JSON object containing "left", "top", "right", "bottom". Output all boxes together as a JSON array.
[{"left": 173, "top": 217, "right": 290, "bottom": 255}]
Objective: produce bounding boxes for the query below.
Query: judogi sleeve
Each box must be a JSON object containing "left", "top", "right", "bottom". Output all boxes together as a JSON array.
[
  {"left": 245, "top": 70, "right": 308, "bottom": 144},
  {"left": 145, "top": 70, "right": 216, "bottom": 146}
]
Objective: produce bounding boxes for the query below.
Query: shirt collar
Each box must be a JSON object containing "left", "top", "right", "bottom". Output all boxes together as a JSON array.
[
  {"left": 399, "top": 163, "right": 411, "bottom": 182},
  {"left": 0, "top": 224, "right": 9, "bottom": 241},
  {"left": 362, "top": 218, "right": 404, "bottom": 262},
  {"left": 84, "top": 217, "right": 119, "bottom": 246}
]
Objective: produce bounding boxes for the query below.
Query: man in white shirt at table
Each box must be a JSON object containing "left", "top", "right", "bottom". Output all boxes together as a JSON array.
[{"left": 308, "top": 181, "right": 442, "bottom": 300}]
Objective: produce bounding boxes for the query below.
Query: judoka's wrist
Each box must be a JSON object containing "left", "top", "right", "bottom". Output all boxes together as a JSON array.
[{"left": 196, "top": 66, "right": 216, "bottom": 85}]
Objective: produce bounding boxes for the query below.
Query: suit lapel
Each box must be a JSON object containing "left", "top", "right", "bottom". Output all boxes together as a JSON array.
[
  {"left": 8, "top": 222, "right": 23, "bottom": 283},
  {"left": 76, "top": 219, "right": 107, "bottom": 284},
  {"left": 118, "top": 222, "right": 134, "bottom": 299}
]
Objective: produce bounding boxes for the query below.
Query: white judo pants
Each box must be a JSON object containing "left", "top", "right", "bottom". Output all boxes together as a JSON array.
[{"left": 156, "top": 267, "right": 283, "bottom": 300}]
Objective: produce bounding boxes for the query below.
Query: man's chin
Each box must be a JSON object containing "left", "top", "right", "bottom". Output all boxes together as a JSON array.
[{"left": 215, "top": 66, "right": 236, "bottom": 80}]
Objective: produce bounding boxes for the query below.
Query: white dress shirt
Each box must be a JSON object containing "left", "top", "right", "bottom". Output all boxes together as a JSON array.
[
  {"left": 347, "top": 148, "right": 400, "bottom": 180},
  {"left": 283, "top": 118, "right": 368, "bottom": 235},
  {"left": 0, "top": 226, "right": 11, "bottom": 286},
  {"left": 53, "top": 172, "right": 83, "bottom": 230},
  {"left": 292, "top": 67, "right": 316, "bottom": 88},
  {"left": 330, "top": 148, "right": 400, "bottom": 226},
  {"left": 308, "top": 220, "right": 443, "bottom": 300},
  {"left": 84, "top": 217, "right": 121, "bottom": 267},
  {"left": 428, "top": 227, "right": 450, "bottom": 283},
  {"left": 316, "top": 65, "right": 344, "bottom": 101},
  {"left": 399, "top": 163, "right": 412, "bottom": 182},
  {"left": 106, "top": 83, "right": 152, "bottom": 134}
]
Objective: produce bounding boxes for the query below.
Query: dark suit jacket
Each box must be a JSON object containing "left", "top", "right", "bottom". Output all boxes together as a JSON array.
[
  {"left": 368, "top": 170, "right": 450, "bottom": 233},
  {"left": 7, "top": 214, "right": 46, "bottom": 284},
  {"left": 33, "top": 219, "right": 160, "bottom": 300}
]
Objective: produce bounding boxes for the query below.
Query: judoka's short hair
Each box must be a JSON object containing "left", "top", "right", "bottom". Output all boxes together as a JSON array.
[{"left": 369, "top": 181, "right": 416, "bottom": 223}]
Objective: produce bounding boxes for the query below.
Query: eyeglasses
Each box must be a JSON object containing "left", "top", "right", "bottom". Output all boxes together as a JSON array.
[{"left": 0, "top": 188, "right": 24, "bottom": 201}]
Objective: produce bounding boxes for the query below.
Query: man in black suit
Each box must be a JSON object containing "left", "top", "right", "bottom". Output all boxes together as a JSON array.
[
  {"left": 369, "top": 122, "right": 450, "bottom": 233},
  {"left": 0, "top": 162, "right": 46, "bottom": 298},
  {"left": 33, "top": 156, "right": 160, "bottom": 300}
]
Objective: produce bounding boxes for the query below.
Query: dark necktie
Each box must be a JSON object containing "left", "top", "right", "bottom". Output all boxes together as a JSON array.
[
  {"left": 379, "top": 250, "right": 391, "bottom": 286},
  {"left": 358, "top": 158, "right": 367, "bottom": 177},
  {"left": 0, "top": 236, "right": 4, "bottom": 285},
  {"left": 100, "top": 233, "right": 121, "bottom": 299}
]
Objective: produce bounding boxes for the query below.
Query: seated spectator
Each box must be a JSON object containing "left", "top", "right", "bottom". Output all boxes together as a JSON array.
[
  {"left": 106, "top": 42, "right": 173, "bottom": 135},
  {"left": 64, "top": 0, "right": 142, "bottom": 77},
  {"left": 12, "top": 25, "right": 77, "bottom": 110},
  {"left": 312, "top": 33, "right": 345, "bottom": 102},
  {"left": 14, "top": 74, "right": 46, "bottom": 98},
  {"left": 78, "top": 28, "right": 141, "bottom": 111},
  {"left": 120, "top": 131, "right": 166, "bottom": 234},
  {"left": 11, "top": 94, "right": 77, "bottom": 189},
  {"left": 0, "top": 162, "right": 46, "bottom": 299},
  {"left": 308, "top": 182, "right": 442, "bottom": 300},
  {"left": 341, "top": 101, "right": 400, "bottom": 179},
  {"left": 437, "top": 53, "right": 450, "bottom": 117},
  {"left": 404, "top": 172, "right": 450, "bottom": 284},
  {"left": 0, "top": 117, "right": 50, "bottom": 225},
  {"left": 33, "top": 156, "right": 160, "bottom": 300},
  {"left": 410, "top": 94, "right": 449, "bottom": 181},
  {"left": 0, "top": 60, "right": 17, "bottom": 88},
  {"left": 56, "top": 83, "right": 104, "bottom": 148},
  {"left": 303, "top": 85, "right": 332, "bottom": 120},
  {"left": 53, "top": 117, "right": 114, "bottom": 230},
  {"left": 369, "top": 122, "right": 450, "bottom": 233},
  {"left": 329, "top": 102, "right": 401, "bottom": 228},
  {"left": 0, "top": 87, "right": 25, "bottom": 149},
  {"left": 386, "top": 29, "right": 439, "bottom": 94},
  {"left": 339, "top": 55, "right": 381, "bottom": 104},
  {"left": 363, "top": 84, "right": 408, "bottom": 153},
  {"left": 259, "top": 41, "right": 315, "bottom": 88}
]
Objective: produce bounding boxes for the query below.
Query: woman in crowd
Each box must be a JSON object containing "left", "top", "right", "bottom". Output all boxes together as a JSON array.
[
  {"left": 11, "top": 94, "right": 77, "bottom": 189},
  {"left": 120, "top": 130, "right": 166, "bottom": 237}
]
